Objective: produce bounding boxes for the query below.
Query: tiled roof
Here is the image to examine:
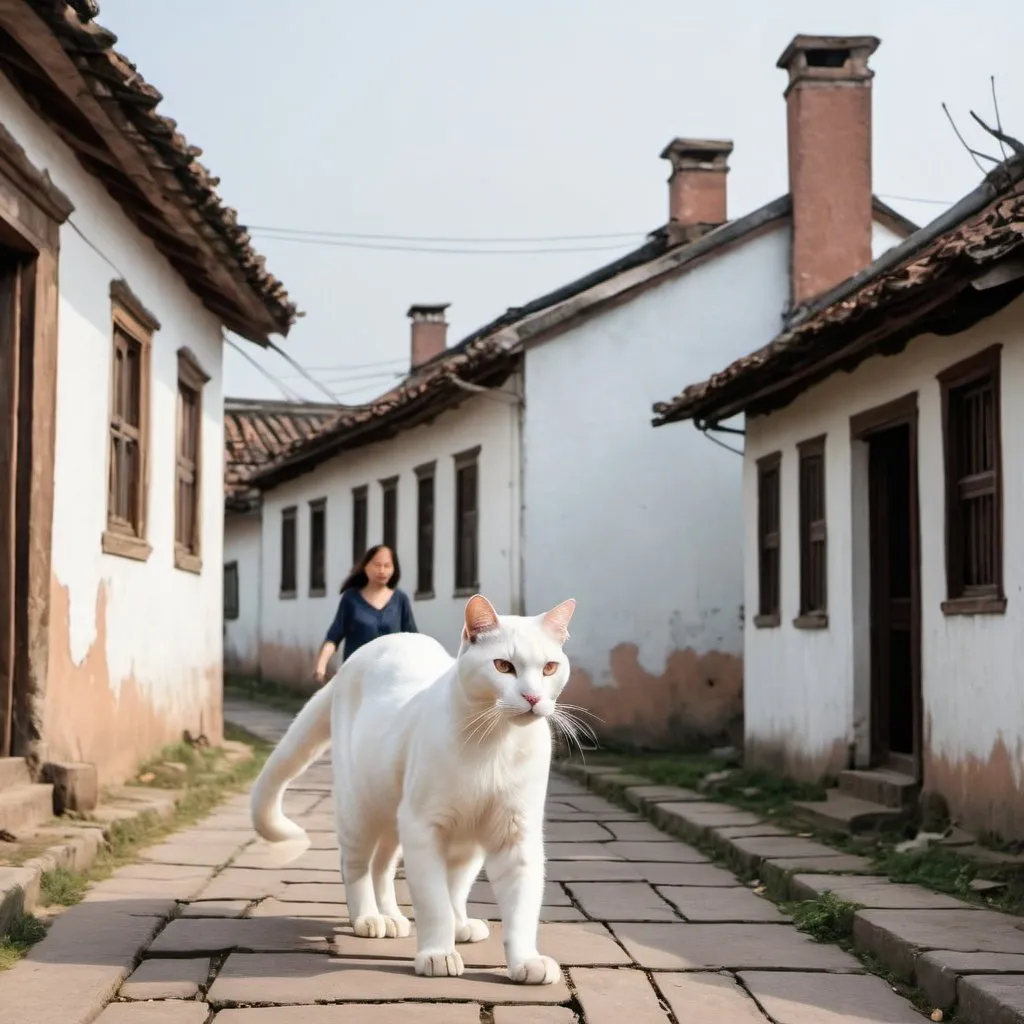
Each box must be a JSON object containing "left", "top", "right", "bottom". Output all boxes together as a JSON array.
[
  {"left": 652, "top": 160, "right": 1024, "bottom": 426},
  {"left": 7, "top": 1, "right": 297, "bottom": 341},
  {"left": 224, "top": 398, "right": 340, "bottom": 509}
]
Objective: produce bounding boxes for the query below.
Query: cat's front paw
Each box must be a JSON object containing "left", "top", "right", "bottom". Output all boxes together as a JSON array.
[
  {"left": 353, "top": 914, "right": 411, "bottom": 939},
  {"left": 509, "top": 954, "right": 561, "bottom": 985},
  {"left": 414, "top": 949, "right": 465, "bottom": 977},
  {"left": 455, "top": 918, "right": 490, "bottom": 943}
]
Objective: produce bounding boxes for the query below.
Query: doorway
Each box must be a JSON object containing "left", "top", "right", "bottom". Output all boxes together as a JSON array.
[{"left": 852, "top": 395, "right": 922, "bottom": 778}]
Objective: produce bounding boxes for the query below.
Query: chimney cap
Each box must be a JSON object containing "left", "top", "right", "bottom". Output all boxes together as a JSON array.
[
  {"left": 777, "top": 34, "right": 880, "bottom": 84},
  {"left": 406, "top": 303, "right": 450, "bottom": 320},
  {"left": 660, "top": 138, "right": 734, "bottom": 168}
]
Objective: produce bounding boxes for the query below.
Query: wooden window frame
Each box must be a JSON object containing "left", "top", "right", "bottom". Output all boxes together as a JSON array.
[
  {"left": 102, "top": 280, "right": 157, "bottom": 562},
  {"left": 351, "top": 485, "right": 368, "bottom": 566},
  {"left": 223, "top": 561, "right": 239, "bottom": 621},
  {"left": 453, "top": 446, "right": 481, "bottom": 596},
  {"left": 380, "top": 475, "right": 398, "bottom": 554},
  {"left": 938, "top": 345, "right": 1006, "bottom": 616},
  {"left": 414, "top": 461, "right": 436, "bottom": 599},
  {"left": 755, "top": 451, "right": 781, "bottom": 628},
  {"left": 795, "top": 435, "right": 828, "bottom": 628},
  {"left": 173, "top": 346, "right": 209, "bottom": 574},
  {"left": 309, "top": 497, "right": 327, "bottom": 597},
  {"left": 280, "top": 505, "right": 297, "bottom": 599}
]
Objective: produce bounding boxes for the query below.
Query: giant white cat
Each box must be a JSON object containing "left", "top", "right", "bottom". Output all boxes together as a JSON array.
[{"left": 250, "top": 593, "right": 577, "bottom": 985}]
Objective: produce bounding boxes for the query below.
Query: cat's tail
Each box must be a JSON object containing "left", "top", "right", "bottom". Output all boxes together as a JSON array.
[{"left": 250, "top": 679, "right": 334, "bottom": 843}]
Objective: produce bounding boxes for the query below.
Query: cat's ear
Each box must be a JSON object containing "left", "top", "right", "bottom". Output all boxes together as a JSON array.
[
  {"left": 540, "top": 598, "right": 576, "bottom": 645},
  {"left": 462, "top": 594, "right": 500, "bottom": 643}
]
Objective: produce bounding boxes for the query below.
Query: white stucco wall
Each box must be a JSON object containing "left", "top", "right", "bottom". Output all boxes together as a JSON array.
[
  {"left": 871, "top": 219, "right": 906, "bottom": 260},
  {"left": 257, "top": 382, "right": 520, "bottom": 685},
  {"left": 0, "top": 75, "right": 226, "bottom": 781},
  {"left": 742, "top": 292, "right": 1024, "bottom": 834},
  {"left": 224, "top": 510, "right": 262, "bottom": 676},
  {"left": 523, "top": 225, "right": 793, "bottom": 748}
]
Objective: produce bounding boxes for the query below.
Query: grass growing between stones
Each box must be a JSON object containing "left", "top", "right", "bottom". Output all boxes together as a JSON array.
[
  {"left": 0, "top": 913, "right": 47, "bottom": 971},
  {"left": 0, "top": 722, "right": 272, "bottom": 970},
  {"left": 784, "top": 891, "right": 861, "bottom": 944}
]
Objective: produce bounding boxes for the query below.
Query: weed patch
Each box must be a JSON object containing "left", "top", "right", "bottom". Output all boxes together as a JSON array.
[
  {"left": 39, "top": 867, "right": 88, "bottom": 908},
  {"left": 225, "top": 676, "right": 308, "bottom": 715},
  {"left": 786, "top": 891, "right": 861, "bottom": 944},
  {"left": 0, "top": 913, "right": 47, "bottom": 971}
]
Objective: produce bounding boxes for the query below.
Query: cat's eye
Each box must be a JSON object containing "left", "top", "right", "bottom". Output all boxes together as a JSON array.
[
  {"left": 542, "top": 661, "right": 559, "bottom": 676},
  {"left": 493, "top": 659, "right": 516, "bottom": 675}
]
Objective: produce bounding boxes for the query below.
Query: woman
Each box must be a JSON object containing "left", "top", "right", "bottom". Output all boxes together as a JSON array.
[{"left": 313, "top": 544, "right": 418, "bottom": 683}]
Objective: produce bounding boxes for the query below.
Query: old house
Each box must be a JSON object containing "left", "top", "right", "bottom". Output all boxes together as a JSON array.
[
  {"left": 653, "top": 91, "right": 1024, "bottom": 832},
  {"left": 234, "top": 32, "right": 912, "bottom": 754},
  {"left": 0, "top": 0, "right": 294, "bottom": 832},
  {"left": 224, "top": 397, "right": 340, "bottom": 677}
]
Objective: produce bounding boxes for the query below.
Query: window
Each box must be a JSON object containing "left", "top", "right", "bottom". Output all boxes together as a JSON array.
[
  {"left": 351, "top": 485, "right": 368, "bottom": 565},
  {"left": 755, "top": 452, "right": 781, "bottom": 627},
  {"left": 415, "top": 462, "right": 436, "bottom": 597},
  {"left": 224, "top": 561, "right": 239, "bottom": 621},
  {"left": 280, "top": 506, "right": 297, "bottom": 597},
  {"left": 454, "top": 447, "right": 480, "bottom": 593},
  {"left": 797, "top": 436, "right": 827, "bottom": 625},
  {"left": 939, "top": 345, "right": 1005, "bottom": 614},
  {"left": 381, "top": 476, "right": 398, "bottom": 552},
  {"left": 174, "top": 348, "right": 209, "bottom": 573},
  {"left": 104, "top": 281, "right": 157, "bottom": 561},
  {"left": 309, "top": 498, "right": 327, "bottom": 596}
]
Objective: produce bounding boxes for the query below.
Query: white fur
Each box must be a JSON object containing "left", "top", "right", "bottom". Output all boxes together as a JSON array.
[{"left": 250, "top": 594, "right": 576, "bottom": 985}]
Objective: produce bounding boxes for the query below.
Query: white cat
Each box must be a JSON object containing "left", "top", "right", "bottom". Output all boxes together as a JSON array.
[{"left": 250, "top": 593, "right": 576, "bottom": 985}]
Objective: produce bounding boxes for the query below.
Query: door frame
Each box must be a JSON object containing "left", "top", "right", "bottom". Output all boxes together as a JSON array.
[
  {"left": 0, "top": 121, "right": 70, "bottom": 759},
  {"left": 849, "top": 392, "right": 922, "bottom": 779}
]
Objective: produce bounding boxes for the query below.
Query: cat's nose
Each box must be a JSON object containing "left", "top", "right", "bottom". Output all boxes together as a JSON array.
[{"left": 522, "top": 693, "right": 541, "bottom": 707}]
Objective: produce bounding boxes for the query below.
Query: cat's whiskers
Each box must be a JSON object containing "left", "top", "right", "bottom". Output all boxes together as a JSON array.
[
  {"left": 549, "top": 706, "right": 599, "bottom": 760},
  {"left": 461, "top": 703, "right": 502, "bottom": 747},
  {"left": 554, "top": 702, "right": 603, "bottom": 724}
]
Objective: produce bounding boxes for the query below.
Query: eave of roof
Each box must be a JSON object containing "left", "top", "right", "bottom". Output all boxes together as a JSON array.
[
  {"left": 3, "top": 1, "right": 297, "bottom": 342},
  {"left": 249, "top": 192, "right": 917, "bottom": 490},
  {"left": 652, "top": 159, "right": 1024, "bottom": 427}
]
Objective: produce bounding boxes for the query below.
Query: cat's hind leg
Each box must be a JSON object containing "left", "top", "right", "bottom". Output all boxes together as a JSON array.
[
  {"left": 449, "top": 849, "right": 490, "bottom": 943},
  {"left": 341, "top": 840, "right": 390, "bottom": 939},
  {"left": 369, "top": 829, "right": 411, "bottom": 938}
]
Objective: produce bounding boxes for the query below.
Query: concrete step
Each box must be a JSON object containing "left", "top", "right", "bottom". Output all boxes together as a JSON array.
[
  {"left": 0, "top": 783, "right": 54, "bottom": 837},
  {"left": 793, "top": 790, "right": 910, "bottom": 835},
  {"left": 838, "top": 768, "right": 919, "bottom": 809},
  {"left": 0, "top": 757, "right": 30, "bottom": 791}
]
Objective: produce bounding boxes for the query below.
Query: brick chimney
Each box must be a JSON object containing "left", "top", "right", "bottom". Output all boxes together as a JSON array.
[
  {"left": 407, "top": 303, "right": 449, "bottom": 368},
  {"left": 778, "top": 34, "right": 880, "bottom": 306},
  {"left": 659, "top": 138, "right": 733, "bottom": 242}
]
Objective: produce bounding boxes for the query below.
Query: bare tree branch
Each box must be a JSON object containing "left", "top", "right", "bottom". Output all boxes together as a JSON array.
[
  {"left": 969, "top": 109, "right": 1024, "bottom": 157},
  {"left": 991, "top": 76, "right": 1009, "bottom": 161}
]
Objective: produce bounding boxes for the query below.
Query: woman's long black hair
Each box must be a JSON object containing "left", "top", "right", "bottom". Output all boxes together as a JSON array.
[{"left": 339, "top": 544, "right": 402, "bottom": 593}]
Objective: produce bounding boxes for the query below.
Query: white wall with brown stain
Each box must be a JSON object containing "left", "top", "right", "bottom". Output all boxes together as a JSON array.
[
  {"left": 522, "top": 224, "right": 795, "bottom": 749},
  {"left": 0, "top": 76, "right": 226, "bottom": 782},
  {"left": 257, "top": 381, "right": 521, "bottom": 685},
  {"left": 742, "top": 294, "right": 1024, "bottom": 835},
  {"left": 225, "top": 510, "right": 262, "bottom": 676}
]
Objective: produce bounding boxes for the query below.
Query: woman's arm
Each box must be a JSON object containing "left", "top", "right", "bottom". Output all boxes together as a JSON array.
[
  {"left": 315, "top": 593, "right": 350, "bottom": 682},
  {"left": 400, "top": 591, "right": 418, "bottom": 633}
]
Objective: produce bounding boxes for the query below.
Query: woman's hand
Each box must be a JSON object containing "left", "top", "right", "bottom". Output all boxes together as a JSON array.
[{"left": 313, "top": 665, "right": 327, "bottom": 685}]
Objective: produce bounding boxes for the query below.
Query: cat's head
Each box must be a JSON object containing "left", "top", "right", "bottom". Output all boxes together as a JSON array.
[{"left": 456, "top": 593, "right": 576, "bottom": 724}]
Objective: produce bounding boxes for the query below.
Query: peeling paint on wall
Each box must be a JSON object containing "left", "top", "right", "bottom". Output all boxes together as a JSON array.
[
  {"left": 563, "top": 642, "right": 743, "bottom": 750},
  {"left": 745, "top": 731, "right": 849, "bottom": 782},
  {"left": 45, "top": 573, "right": 223, "bottom": 785}
]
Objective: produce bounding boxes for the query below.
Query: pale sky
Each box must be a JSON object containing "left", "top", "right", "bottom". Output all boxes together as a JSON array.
[{"left": 98, "top": 0, "right": 1024, "bottom": 404}]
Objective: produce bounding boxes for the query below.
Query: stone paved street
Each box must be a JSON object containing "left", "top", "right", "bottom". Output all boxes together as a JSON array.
[{"left": 0, "top": 701, "right": 928, "bottom": 1022}]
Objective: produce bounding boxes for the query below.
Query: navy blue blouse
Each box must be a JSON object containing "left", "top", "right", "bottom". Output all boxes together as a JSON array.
[{"left": 325, "top": 588, "right": 418, "bottom": 661}]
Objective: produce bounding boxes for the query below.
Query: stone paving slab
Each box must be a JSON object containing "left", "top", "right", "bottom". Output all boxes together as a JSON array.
[
  {"left": 570, "top": 966, "right": 672, "bottom": 1023},
  {"left": 148, "top": 916, "right": 336, "bottom": 955},
  {"left": 214, "top": 1007, "right": 481, "bottom": 1023},
  {"left": 544, "top": 821, "right": 614, "bottom": 841},
  {"left": 790, "top": 873, "right": 984, "bottom": 910},
  {"left": 611, "top": 921, "right": 862, "bottom": 971},
  {"left": 916, "top": 949, "right": 1024, "bottom": 1009},
  {"left": 566, "top": 881, "right": 679, "bottom": 921},
  {"left": 657, "top": 884, "right": 789, "bottom": 922},
  {"left": 655, "top": 971, "right": 769, "bottom": 1022},
  {"left": 492, "top": 1008, "right": 579, "bottom": 1024},
  {"left": 206, "top": 953, "right": 572, "bottom": 1004},
  {"left": 120, "top": 956, "right": 211, "bottom": 999},
  {"left": 94, "top": 1005, "right": 210, "bottom": 1023},
  {"left": 740, "top": 971, "right": 924, "bottom": 1023},
  {"left": 545, "top": 859, "right": 736, "bottom": 884},
  {"left": 958, "top": 974, "right": 1024, "bottom": 1024}
]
